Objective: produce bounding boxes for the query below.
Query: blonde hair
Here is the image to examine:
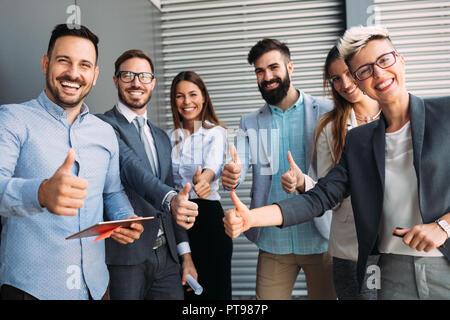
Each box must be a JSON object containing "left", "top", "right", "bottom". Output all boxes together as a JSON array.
[{"left": 337, "top": 25, "right": 393, "bottom": 62}]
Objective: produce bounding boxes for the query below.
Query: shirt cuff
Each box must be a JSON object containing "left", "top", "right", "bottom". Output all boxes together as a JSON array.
[
  {"left": 177, "top": 241, "right": 191, "bottom": 255},
  {"left": 162, "top": 190, "right": 178, "bottom": 213}
]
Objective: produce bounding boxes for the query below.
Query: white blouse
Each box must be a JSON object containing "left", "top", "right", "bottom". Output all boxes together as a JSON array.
[
  {"left": 379, "top": 121, "right": 442, "bottom": 257},
  {"left": 167, "top": 121, "right": 227, "bottom": 201}
]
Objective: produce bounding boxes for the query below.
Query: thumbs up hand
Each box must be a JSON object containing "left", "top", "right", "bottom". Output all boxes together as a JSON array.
[
  {"left": 192, "top": 166, "right": 211, "bottom": 199},
  {"left": 37, "top": 148, "right": 88, "bottom": 216},
  {"left": 281, "top": 151, "right": 305, "bottom": 194},
  {"left": 171, "top": 182, "right": 199, "bottom": 230},
  {"left": 222, "top": 144, "right": 242, "bottom": 189},
  {"left": 223, "top": 189, "right": 251, "bottom": 238}
]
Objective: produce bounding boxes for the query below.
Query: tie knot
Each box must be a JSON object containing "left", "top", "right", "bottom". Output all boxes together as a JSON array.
[{"left": 135, "top": 116, "right": 146, "bottom": 128}]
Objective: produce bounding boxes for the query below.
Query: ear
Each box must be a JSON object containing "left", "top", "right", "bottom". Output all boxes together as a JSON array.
[
  {"left": 113, "top": 75, "right": 119, "bottom": 89},
  {"left": 41, "top": 54, "right": 49, "bottom": 75},
  {"left": 92, "top": 65, "right": 99, "bottom": 86},
  {"left": 287, "top": 60, "right": 294, "bottom": 77}
]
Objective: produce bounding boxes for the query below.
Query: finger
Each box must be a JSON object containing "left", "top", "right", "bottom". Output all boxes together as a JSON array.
[
  {"left": 57, "top": 148, "right": 76, "bottom": 175},
  {"left": 57, "top": 197, "right": 84, "bottom": 209},
  {"left": 66, "top": 176, "right": 89, "bottom": 190},
  {"left": 193, "top": 165, "right": 202, "bottom": 183},
  {"left": 179, "top": 182, "right": 191, "bottom": 199},
  {"left": 287, "top": 151, "right": 298, "bottom": 170},
  {"left": 230, "top": 189, "right": 246, "bottom": 211},
  {"left": 51, "top": 206, "right": 79, "bottom": 216},
  {"left": 230, "top": 144, "right": 239, "bottom": 164}
]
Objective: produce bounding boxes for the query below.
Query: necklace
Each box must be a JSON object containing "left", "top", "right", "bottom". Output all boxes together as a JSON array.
[{"left": 354, "top": 109, "right": 382, "bottom": 123}]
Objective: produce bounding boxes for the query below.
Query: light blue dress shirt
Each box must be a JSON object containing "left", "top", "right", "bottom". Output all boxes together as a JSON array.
[
  {"left": 0, "top": 91, "right": 134, "bottom": 300},
  {"left": 167, "top": 121, "right": 227, "bottom": 201},
  {"left": 256, "top": 90, "right": 328, "bottom": 255}
]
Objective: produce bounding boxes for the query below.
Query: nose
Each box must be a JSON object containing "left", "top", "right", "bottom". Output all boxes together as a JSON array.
[
  {"left": 66, "top": 64, "right": 81, "bottom": 79},
  {"left": 372, "top": 64, "right": 385, "bottom": 79},
  {"left": 341, "top": 74, "right": 354, "bottom": 89}
]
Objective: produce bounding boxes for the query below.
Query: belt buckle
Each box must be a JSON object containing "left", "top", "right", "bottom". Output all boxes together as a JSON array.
[{"left": 152, "top": 235, "right": 166, "bottom": 250}]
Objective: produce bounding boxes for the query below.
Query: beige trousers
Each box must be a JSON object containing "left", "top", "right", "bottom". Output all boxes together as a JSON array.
[{"left": 256, "top": 250, "right": 336, "bottom": 300}]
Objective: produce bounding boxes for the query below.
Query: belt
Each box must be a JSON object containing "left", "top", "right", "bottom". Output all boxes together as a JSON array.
[{"left": 152, "top": 234, "right": 167, "bottom": 250}]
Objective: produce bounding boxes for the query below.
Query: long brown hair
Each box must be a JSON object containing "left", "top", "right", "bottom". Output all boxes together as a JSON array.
[
  {"left": 170, "top": 71, "right": 226, "bottom": 130},
  {"left": 313, "top": 46, "right": 353, "bottom": 165}
]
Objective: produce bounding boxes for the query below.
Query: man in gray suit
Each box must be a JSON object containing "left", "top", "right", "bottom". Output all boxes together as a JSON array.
[
  {"left": 222, "top": 39, "right": 336, "bottom": 300},
  {"left": 96, "top": 49, "right": 198, "bottom": 300}
]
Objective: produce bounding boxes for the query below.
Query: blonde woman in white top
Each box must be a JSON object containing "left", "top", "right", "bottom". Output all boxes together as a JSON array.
[{"left": 280, "top": 46, "right": 380, "bottom": 299}]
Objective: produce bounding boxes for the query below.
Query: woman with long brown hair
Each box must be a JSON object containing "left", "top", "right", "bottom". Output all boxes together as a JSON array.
[{"left": 167, "top": 71, "right": 232, "bottom": 300}]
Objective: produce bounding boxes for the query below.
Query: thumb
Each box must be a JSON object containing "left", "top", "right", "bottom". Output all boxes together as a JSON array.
[
  {"left": 230, "top": 144, "right": 240, "bottom": 165},
  {"left": 193, "top": 165, "right": 202, "bottom": 181},
  {"left": 179, "top": 182, "right": 191, "bottom": 199},
  {"left": 287, "top": 151, "right": 298, "bottom": 171},
  {"left": 57, "top": 148, "right": 75, "bottom": 175},
  {"left": 230, "top": 189, "right": 246, "bottom": 212}
]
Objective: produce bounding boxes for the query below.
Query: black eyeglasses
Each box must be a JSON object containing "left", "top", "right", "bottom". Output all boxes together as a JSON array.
[
  {"left": 353, "top": 51, "right": 397, "bottom": 81},
  {"left": 116, "top": 71, "right": 155, "bottom": 84}
]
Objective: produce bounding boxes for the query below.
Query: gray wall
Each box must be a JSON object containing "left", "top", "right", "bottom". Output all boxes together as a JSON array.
[{"left": 0, "top": 0, "right": 164, "bottom": 123}]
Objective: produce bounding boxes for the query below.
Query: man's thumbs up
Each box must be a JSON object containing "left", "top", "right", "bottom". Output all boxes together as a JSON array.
[
  {"left": 281, "top": 151, "right": 305, "bottom": 194},
  {"left": 171, "top": 183, "right": 199, "bottom": 230},
  {"left": 222, "top": 144, "right": 242, "bottom": 189},
  {"left": 37, "top": 148, "right": 88, "bottom": 216}
]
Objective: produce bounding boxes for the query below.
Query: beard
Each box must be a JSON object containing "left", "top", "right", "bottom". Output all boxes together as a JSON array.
[
  {"left": 46, "top": 74, "right": 89, "bottom": 109},
  {"left": 258, "top": 73, "right": 290, "bottom": 106},
  {"left": 118, "top": 84, "right": 152, "bottom": 110}
]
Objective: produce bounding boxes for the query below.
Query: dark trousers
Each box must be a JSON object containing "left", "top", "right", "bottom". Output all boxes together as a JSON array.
[
  {"left": 108, "top": 242, "right": 184, "bottom": 300},
  {"left": 185, "top": 199, "right": 233, "bottom": 300},
  {"left": 0, "top": 284, "right": 110, "bottom": 300}
]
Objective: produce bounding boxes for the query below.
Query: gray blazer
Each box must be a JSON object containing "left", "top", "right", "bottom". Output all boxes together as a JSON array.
[
  {"left": 236, "top": 92, "right": 333, "bottom": 242},
  {"left": 277, "top": 94, "right": 450, "bottom": 288},
  {"left": 96, "top": 106, "right": 189, "bottom": 266}
]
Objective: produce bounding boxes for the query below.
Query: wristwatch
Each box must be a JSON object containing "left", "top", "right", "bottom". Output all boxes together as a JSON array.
[
  {"left": 435, "top": 219, "right": 450, "bottom": 238},
  {"left": 162, "top": 191, "right": 177, "bottom": 214}
]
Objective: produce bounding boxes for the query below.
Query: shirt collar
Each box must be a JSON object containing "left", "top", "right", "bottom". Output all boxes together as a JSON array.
[
  {"left": 37, "top": 90, "right": 90, "bottom": 121},
  {"left": 117, "top": 100, "right": 148, "bottom": 124},
  {"left": 269, "top": 89, "right": 304, "bottom": 114}
]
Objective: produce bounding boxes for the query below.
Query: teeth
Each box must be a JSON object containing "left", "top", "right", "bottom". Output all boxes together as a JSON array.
[
  {"left": 129, "top": 91, "right": 143, "bottom": 96},
  {"left": 346, "top": 87, "right": 356, "bottom": 94},
  {"left": 61, "top": 81, "right": 80, "bottom": 88},
  {"left": 376, "top": 79, "right": 393, "bottom": 90},
  {"left": 183, "top": 108, "right": 195, "bottom": 112}
]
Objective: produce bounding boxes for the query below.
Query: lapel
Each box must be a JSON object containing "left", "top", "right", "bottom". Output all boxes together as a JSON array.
[
  {"left": 256, "top": 104, "right": 274, "bottom": 172},
  {"left": 112, "top": 105, "right": 155, "bottom": 174},
  {"left": 146, "top": 119, "right": 167, "bottom": 180},
  {"left": 408, "top": 94, "right": 425, "bottom": 179},
  {"left": 372, "top": 113, "right": 386, "bottom": 191},
  {"left": 303, "top": 93, "right": 318, "bottom": 170}
]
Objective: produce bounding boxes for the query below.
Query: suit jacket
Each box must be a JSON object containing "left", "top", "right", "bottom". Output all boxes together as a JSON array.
[
  {"left": 96, "top": 106, "right": 189, "bottom": 265},
  {"left": 277, "top": 94, "right": 450, "bottom": 288},
  {"left": 236, "top": 92, "right": 333, "bottom": 242}
]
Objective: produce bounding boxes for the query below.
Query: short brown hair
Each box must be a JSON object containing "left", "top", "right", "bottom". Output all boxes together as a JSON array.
[
  {"left": 114, "top": 49, "right": 155, "bottom": 75},
  {"left": 247, "top": 38, "right": 291, "bottom": 65}
]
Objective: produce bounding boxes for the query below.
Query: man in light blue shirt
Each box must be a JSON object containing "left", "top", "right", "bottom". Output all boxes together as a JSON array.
[
  {"left": 0, "top": 24, "right": 143, "bottom": 300},
  {"left": 222, "top": 39, "right": 336, "bottom": 299}
]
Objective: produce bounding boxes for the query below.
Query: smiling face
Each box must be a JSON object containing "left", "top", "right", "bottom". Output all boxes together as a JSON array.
[
  {"left": 348, "top": 39, "right": 406, "bottom": 106},
  {"left": 254, "top": 50, "right": 293, "bottom": 106},
  {"left": 42, "top": 35, "right": 99, "bottom": 110},
  {"left": 175, "top": 80, "right": 205, "bottom": 126},
  {"left": 328, "top": 58, "right": 364, "bottom": 104},
  {"left": 114, "top": 57, "right": 155, "bottom": 111}
]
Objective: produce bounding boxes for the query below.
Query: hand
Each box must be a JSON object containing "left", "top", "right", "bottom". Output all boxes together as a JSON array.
[
  {"left": 110, "top": 215, "right": 145, "bottom": 245},
  {"left": 192, "top": 166, "right": 211, "bottom": 199},
  {"left": 281, "top": 151, "right": 305, "bottom": 194},
  {"left": 222, "top": 144, "right": 241, "bottom": 189},
  {"left": 393, "top": 222, "right": 448, "bottom": 252},
  {"left": 170, "top": 183, "right": 198, "bottom": 230},
  {"left": 37, "top": 148, "right": 88, "bottom": 216},
  {"left": 223, "top": 189, "right": 251, "bottom": 238},
  {"left": 180, "top": 253, "right": 198, "bottom": 292}
]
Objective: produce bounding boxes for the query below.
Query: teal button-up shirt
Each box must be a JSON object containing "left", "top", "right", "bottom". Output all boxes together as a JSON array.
[{"left": 256, "top": 90, "right": 328, "bottom": 255}]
